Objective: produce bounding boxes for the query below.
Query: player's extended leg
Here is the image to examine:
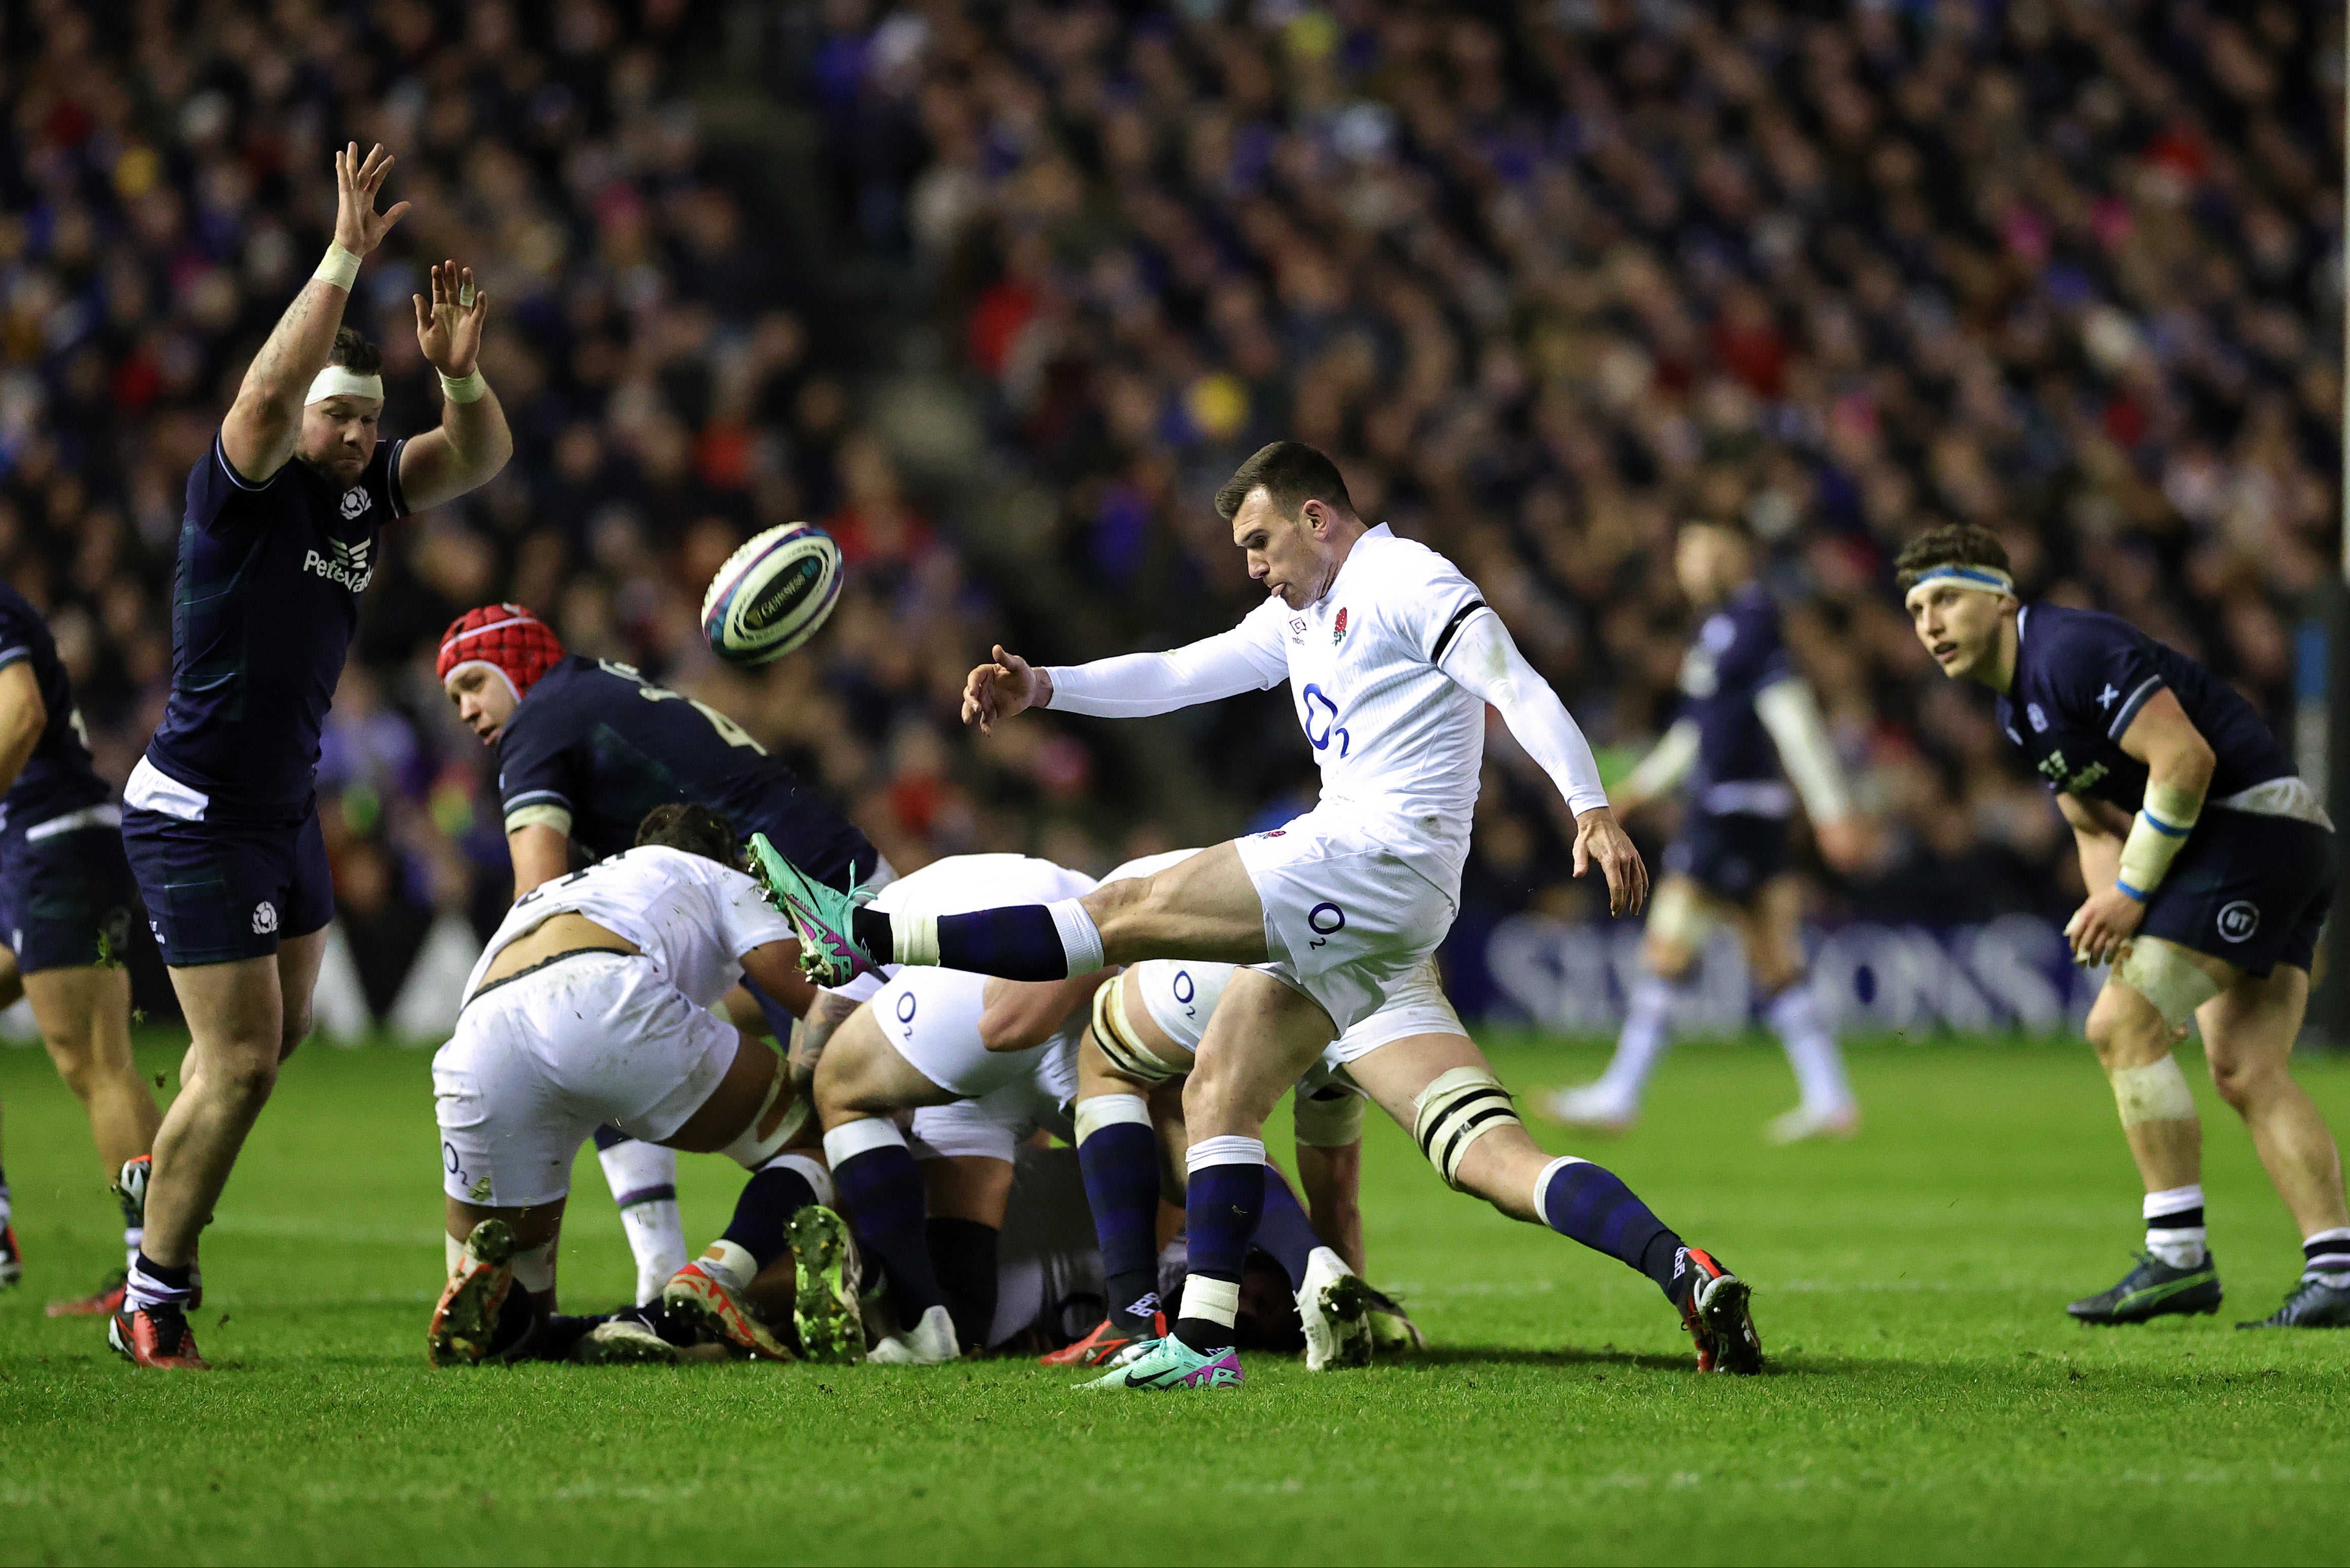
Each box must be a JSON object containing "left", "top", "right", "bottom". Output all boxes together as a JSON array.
[
  {"left": 813, "top": 1004, "right": 959, "bottom": 1357},
  {"left": 1733, "top": 877, "right": 1858, "bottom": 1144},
  {"left": 920, "top": 1154, "right": 1013, "bottom": 1354},
  {"left": 1547, "top": 875, "right": 1712, "bottom": 1133},
  {"left": 2193, "top": 965, "right": 2350, "bottom": 1327},
  {"left": 1350, "top": 1030, "right": 1761, "bottom": 1373},
  {"left": 2067, "top": 939, "right": 2226, "bottom": 1324},
  {"left": 28, "top": 963, "right": 159, "bottom": 1313},
  {"left": 590, "top": 1127, "right": 686, "bottom": 1307}
]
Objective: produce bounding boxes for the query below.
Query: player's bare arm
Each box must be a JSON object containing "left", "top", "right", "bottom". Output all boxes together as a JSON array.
[
  {"left": 506, "top": 822, "right": 569, "bottom": 899},
  {"left": 0, "top": 662, "right": 49, "bottom": 794},
  {"left": 221, "top": 143, "right": 407, "bottom": 483},
  {"left": 397, "top": 258, "right": 514, "bottom": 511},
  {"left": 2065, "top": 691, "right": 2215, "bottom": 967}
]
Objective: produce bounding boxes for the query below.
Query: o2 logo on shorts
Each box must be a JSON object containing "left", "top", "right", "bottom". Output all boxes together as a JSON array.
[
  {"left": 2217, "top": 900, "right": 2259, "bottom": 943},
  {"left": 1300, "top": 684, "right": 1351, "bottom": 759},
  {"left": 1172, "top": 969, "right": 1197, "bottom": 1019},
  {"left": 1306, "top": 902, "right": 1345, "bottom": 950},
  {"left": 251, "top": 900, "right": 279, "bottom": 935},
  {"left": 895, "top": 987, "right": 918, "bottom": 1041}
]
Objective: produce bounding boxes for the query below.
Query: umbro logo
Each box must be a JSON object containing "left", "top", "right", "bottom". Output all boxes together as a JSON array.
[{"left": 303, "top": 535, "right": 373, "bottom": 593}]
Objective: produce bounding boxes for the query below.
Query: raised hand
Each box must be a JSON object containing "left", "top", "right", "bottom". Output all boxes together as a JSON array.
[
  {"left": 333, "top": 142, "right": 408, "bottom": 257},
  {"left": 413, "top": 260, "right": 489, "bottom": 377},
  {"left": 1571, "top": 805, "right": 1650, "bottom": 917},
  {"left": 961, "top": 644, "right": 1047, "bottom": 734}
]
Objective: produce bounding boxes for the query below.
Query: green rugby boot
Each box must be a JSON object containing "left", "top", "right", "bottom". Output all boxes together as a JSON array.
[
  {"left": 1078, "top": 1335, "right": 1245, "bottom": 1391},
  {"left": 789, "top": 1205, "right": 865, "bottom": 1363},
  {"left": 746, "top": 834, "right": 879, "bottom": 985},
  {"left": 2066, "top": 1252, "right": 2221, "bottom": 1324},
  {"left": 2236, "top": 1274, "right": 2350, "bottom": 1329}
]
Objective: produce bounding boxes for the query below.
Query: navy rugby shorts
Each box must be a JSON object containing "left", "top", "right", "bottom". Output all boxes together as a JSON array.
[
  {"left": 2140, "top": 808, "right": 2332, "bottom": 977},
  {"left": 1663, "top": 809, "right": 1789, "bottom": 904},
  {"left": 0, "top": 815, "right": 138, "bottom": 973},
  {"left": 121, "top": 804, "right": 334, "bottom": 968}
]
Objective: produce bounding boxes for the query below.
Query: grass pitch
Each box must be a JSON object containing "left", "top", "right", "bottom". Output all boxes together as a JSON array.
[{"left": 2, "top": 1030, "right": 2346, "bottom": 1566}]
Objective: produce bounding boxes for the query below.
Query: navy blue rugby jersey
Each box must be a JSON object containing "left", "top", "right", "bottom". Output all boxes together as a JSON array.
[
  {"left": 144, "top": 432, "right": 407, "bottom": 815},
  {"left": 495, "top": 655, "right": 876, "bottom": 890},
  {"left": 1675, "top": 584, "right": 1794, "bottom": 807},
  {"left": 1995, "top": 603, "right": 2292, "bottom": 815},
  {"left": 0, "top": 581, "right": 110, "bottom": 835}
]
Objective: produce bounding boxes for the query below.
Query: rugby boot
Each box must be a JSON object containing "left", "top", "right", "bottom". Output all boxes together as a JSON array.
[
  {"left": 2236, "top": 1275, "right": 2350, "bottom": 1329},
  {"left": 866, "top": 1303, "right": 958, "bottom": 1365},
  {"left": 1298, "top": 1246, "right": 1375, "bottom": 1371},
  {"left": 48, "top": 1269, "right": 128, "bottom": 1317},
  {"left": 1362, "top": 1285, "right": 1429, "bottom": 1354},
  {"left": 1765, "top": 1101, "right": 1860, "bottom": 1145},
  {"left": 1677, "top": 1247, "right": 1763, "bottom": 1374},
  {"left": 427, "top": 1218, "right": 517, "bottom": 1367},
  {"left": 0, "top": 1221, "right": 20, "bottom": 1287},
  {"left": 747, "top": 835, "right": 877, "bottom": 985},
  {"left": 663, "top": 1256, "right": 795, "bottom": 1361},
  {"left": 788, "top": 1205, "right": 864, "bottom": 1364},
  {"left": 573, "top": 1308, "right": 685, "bottom": 1366},
  {"left": 2066, "top": 1252, "right": 2221, "bottom": 1325},
  {"left": 109, "top": 1301, "right": 208, "bottom": 1369},
  {"left": 1542, "top": 1084, "right": 1635, "bottom": 1137},
  {"left": 1039, "top": 1312, "right": 1162, "bottom": 1368},
  {"left": 1079, "top": 1335, "right": 1245, "bottom": 1391}
]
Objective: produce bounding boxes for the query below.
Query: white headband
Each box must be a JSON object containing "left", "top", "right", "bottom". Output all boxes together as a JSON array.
[
  {"left": 305, "top": 364, "right": 384, "bottom": 405},
  {"left": 1903, "top": 563, "right": 2015, "bottom": 612}
]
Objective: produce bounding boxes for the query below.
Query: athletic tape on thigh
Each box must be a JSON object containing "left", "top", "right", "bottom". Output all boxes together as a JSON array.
[
  {"left": 1646, "top": 879, "right": 1714, "bottom": 950},
  {"left": 511, "top": 1239, "right": 556, "bottom": 1293},
  {"left": 1073, "top": 1092, "right": 1152, "bottom": 1144},
  {"left": 1091, "top": 972, "right": 1187, "bottom": 1085},
  {"left": 1411, "top": 1067, "right": 1520, "bottom": 1188},
  {"left": 2113, "top": 938, "right": 2223, "bottom": 1030},
  {"left": 1293, "top": 1082, "right": 1366, "bottom": 1148},
  {"left": 719, "top": 1066, "right": 808, "bottom": 1169},
  {"left": 2109, "top": 1056, "right": 2197, "bottom": 1126}
]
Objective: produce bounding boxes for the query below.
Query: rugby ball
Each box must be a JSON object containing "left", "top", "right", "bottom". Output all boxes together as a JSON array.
[{"left": 701, "top": 523, "right": 843, "bottom": 666}]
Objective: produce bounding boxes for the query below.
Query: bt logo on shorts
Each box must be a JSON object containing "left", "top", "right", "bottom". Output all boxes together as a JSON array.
[
  {"left": 2217, "top": 900, "right": 2259, "bottom": 943},
  {"left": 252, "top": 900, "right": 279, "bottom": 935}
]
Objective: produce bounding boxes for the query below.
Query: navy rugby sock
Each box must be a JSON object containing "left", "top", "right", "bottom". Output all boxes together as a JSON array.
[
  {"left": 831, "top": 1143, "right": 944, "bottom": 1327},
  {"left": 858, "top": 901, "right": 1103, "bottom": 982},
  {"left": 1173, "top": 1137, "right": 1264, "bottom": 1356},
  {"left": 1537, "top": 1157, "right": 1685, "bottom": 1303},
  {"left": 720, "top": 1159, "right": 823, "bottom": 1272},
  {"left": 928, "top": 1217, "right": 999, "bottom": 1353},
  {"left": 1254, "top": 1166, "right": 1322, "bottom": 1293},
  {"left": 1077, "top": 1116, "right": 1164, "bottom": 1333}
]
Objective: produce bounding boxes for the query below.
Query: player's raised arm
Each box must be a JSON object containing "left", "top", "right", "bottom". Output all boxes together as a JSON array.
[
  {"left": 398, "top": 259, "right": 513, "bottom": 511},
  {"left": 1436, "top": 606, "right": 1649, "bottom": 916},
  {"left": 221, "top": 143, "right": 408, "bottom": 485},
  {"left": 962, "top": 619, "right": 1288, "bottom": 734}
]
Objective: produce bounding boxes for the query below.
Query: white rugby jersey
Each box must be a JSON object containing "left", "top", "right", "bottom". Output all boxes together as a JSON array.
[
  {"left": 1048, "top": 526, "right": 1608, "bottom": 886},
  {"left": 871, "top": 852, "right": 1098, "bottom": 917},
  {"left": 463, "top": 845, "right": 794, "bottom": 1009}
]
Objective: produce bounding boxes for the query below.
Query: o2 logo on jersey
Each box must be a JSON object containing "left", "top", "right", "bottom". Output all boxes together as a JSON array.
[
  {"left": 1306, "top": 901, "right": 1345, "bottom": 950},
  {"left": 895, "top": 987, "right": 919, "bottom": 1040},
  {"left": 1300, "top": 684, "right": 1351, "bottom": 759},
  {"left": 2217, "top": 900, "right": 2259, "bottom": 943},
  {"left": 1172, "top": 969, "right": 1198, "bottom": 1018}
]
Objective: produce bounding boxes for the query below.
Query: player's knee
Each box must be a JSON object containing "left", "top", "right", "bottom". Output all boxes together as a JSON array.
[
  {"left": 279, "top": 1004, "right": 313, "bottom": 1058},
  {"left": 211, "top": 1048, "right": 280, "bottom": 1106},
  {"left": 2203, "top": 1049, "right": 2280, "bottom": 1113},
  {"left": 42, "top": 1037, "right": 99, "bottom": 1098},
  {"left": 1644, "top": 937, "right": 1696, "bottom": 982}
]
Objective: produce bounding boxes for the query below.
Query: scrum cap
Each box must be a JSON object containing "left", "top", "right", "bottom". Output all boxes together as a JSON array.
[{"left": 437, "top": 604, "right": 564, "bottom": 702}]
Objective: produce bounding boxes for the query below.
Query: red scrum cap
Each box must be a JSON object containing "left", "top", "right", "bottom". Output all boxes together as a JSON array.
[{"left": 437, "top": 604, "right": 564, "bottom": 702}]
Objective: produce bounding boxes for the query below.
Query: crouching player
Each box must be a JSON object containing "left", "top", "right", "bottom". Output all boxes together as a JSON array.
[
  {"left": 1065, "top": 854, "right": 1760, "bottom": 1377},
  {"left": 428, "top": 805, "right": 849, "bottom": 1365},
  {"left": 1901, "top": 524, "right": 2350, "bottom": 1327}
]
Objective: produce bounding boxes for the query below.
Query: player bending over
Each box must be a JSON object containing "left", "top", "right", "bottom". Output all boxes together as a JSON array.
[
  {"left": 757, "top": 441, "right": 1743, "bottom": 1391},
  {"left": 1063, "top": 852, "right": 1757, "bottom": 1377},
  {"left": 427, "top": 805, "right": 844, "bottom": 1366},
  {"left": 438, "top": 604, "right": 882, "bottom": 1304},
  {"left": 112, "top": 145, "right": 513, "bottom": 1368},
  {"left": 1551, "top": 517, "right": 1871, "bottom": 1143},
  {"left": 0, "top": 582, "right": 160, "bottom": 1314},
  {"left": 1901, "top": 524, "right": 2349, "bottom": 1328}
]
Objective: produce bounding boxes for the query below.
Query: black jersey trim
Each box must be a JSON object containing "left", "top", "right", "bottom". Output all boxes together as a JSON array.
[
  {"left": 1429, "top": 599, "right": 1489, "bottom": 666},
  {"left": 2108, "top": 676, "right": 2165, "bottom": 740}
]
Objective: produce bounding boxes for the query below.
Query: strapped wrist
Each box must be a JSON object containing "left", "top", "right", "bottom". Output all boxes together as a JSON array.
[
  {"left": 315, "top": 244, "right": 361, "bottom": 292},
  {"left": 438, "top": 367, "right": 487, "bottom": 403}
]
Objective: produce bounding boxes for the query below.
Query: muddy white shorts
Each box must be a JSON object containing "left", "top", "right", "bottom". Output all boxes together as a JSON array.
[
  {"left": 871, "top": 966, "right": 1070, "bottom": 1100},
  {"left": 433, "top": 952, "right": 737, "bottom": 1208},
  {"left": 1127, "top": 954, "right": 1465, "bottom": 1070},
  {"left": 910, "top": 1036, "right": 1078, "bottom": 1165},
  {"left": 1232, "top": 807, "right": 1458, "bottom": 1034}
]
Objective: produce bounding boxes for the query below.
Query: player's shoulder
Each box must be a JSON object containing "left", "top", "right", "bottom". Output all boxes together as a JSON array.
[
  {"left": 2022, "top": 603, "right": 2147, "bottom": 676},
  {"left": 0, "top": 578, "right": 40, "bottom": 637},
  {"left": 1353, "top": 526, "right": 1468, "bottom": 592}
]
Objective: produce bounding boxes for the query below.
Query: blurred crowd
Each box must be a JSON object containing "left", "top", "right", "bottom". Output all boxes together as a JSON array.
[{"left": 0, "top": 0, "right": 2341, "bottom": 1022}]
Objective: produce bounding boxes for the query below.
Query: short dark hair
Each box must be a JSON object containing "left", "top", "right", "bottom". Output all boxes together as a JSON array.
[
  {"left": 1893, "top": 523, "right": 2010, "bottom": 593},
  {"left": 635, "top": 802, "right": 741, "bottom": 867},
  {"left": 1214, "top": 441, "right": 1357, "bottom": 524},
  {"left": 329, "top": 326, "right": 381, "bottom": 376}
]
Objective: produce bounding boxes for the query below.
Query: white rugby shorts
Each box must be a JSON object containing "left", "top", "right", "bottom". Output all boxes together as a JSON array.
[
  {"left": 870, "top": 966, "right": 1070, "bottom": 1100},
  {"left": 1128, "top": 954, "right": 1465, "bottom": 1069},
  {"left": 434, "top": 953, "right": 737, "bottom": 1208},
  {"left": 1232, "top": 807, "right": 1457, "bottom": 1034},
  {"left": 909, "top": 1037, "right": 1078, "bottom": 1165}
]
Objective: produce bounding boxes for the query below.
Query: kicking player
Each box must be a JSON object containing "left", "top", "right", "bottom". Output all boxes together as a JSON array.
[
  {"left": 112, "top": 143, "right": 513, "bottom": 1367},
  {"left": 1549, "top": 518, "right": 1871, "bottom": 1142},
  {"left": 0, "top": 581, "right": 160, "bottom": 1314},
  {"left": 438, "top": 603, "right": 879, "bottom": 1302},
  {"left": 428, "top": 805, "right": 841, "bottom": 1366},
  {"left": 1901, "top": 524, "right": 2350, "bottom": 1327},
  {"left": 1063, "top": 852, "right": 1758, "bottom": 1375},
  {"left": 756, "top": 441, "right": 1759, "bottom": 1391}
]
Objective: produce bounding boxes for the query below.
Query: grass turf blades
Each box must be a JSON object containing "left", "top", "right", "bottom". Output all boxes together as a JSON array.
[{"left": 1, "top": 1033, "right": 2345, "bottom": 1565}]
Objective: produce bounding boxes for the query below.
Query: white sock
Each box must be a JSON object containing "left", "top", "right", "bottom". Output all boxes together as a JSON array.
[
  {"left": 1595, "top": 975, "right": 1678, "bottom": 1102},
  {"left": 1766, "top": 981, "right": 1853, "bottom": 1113},
  {"left": 1178, "top": 1273, "right": 1240, "bottom": 1329},
  {"left": 1046, "top": 898, "right": 1104, "bottom": 975},
  {"left": 125, "top": 1227, "right": 142, "bottom": 1273},
  {"left": 598, "top": 1138, "right": 687, "bottom": 1304},
  {"left": 697, "top": 1238, "right": 757, "bottom": 1293},
  {"left": 2143, "top": 1183, "right": 2207, "bottom": 1270},
  {"left": 2303, "top": 1226, "right": 2350, "bottom": 1284}
]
